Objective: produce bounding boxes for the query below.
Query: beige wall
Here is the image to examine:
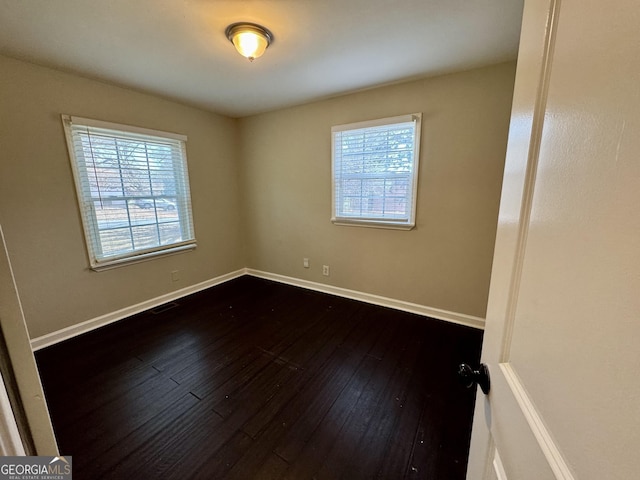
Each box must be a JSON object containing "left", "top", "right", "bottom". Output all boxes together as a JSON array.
[
  {"left": 0, "top": 55, "right": 245, "bottom": 339},
  {"left": 239, "top": 62, "right": 516, "bottom": 318},
  {"left": 0, "top": 55, "right": 514, "bottom": 340}
]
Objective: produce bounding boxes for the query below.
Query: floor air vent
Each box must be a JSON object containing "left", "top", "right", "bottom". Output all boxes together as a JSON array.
[{"left": 150, "top": 302, "right": 179, "bottom": 314}]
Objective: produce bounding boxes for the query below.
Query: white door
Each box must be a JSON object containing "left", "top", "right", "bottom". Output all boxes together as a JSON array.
[{"left": 466, "top": 0, "right": 640, "bottom": 479}]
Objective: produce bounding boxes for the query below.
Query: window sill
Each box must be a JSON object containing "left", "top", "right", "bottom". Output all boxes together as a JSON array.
[
  {"left": 331, "top": 219, "right": 415, "bottom": 231},
  {"left": 90, "top": 243, "right": 196, "bottom": 271}
]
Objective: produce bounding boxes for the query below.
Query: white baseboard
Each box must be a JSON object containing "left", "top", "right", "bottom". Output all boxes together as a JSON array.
[
  {"left": 246, "top": 269, "right": 485, "bottom": 330},
  {"left": 31, "top": 267, "right": 484, "bottom": 351},
  {"left": 30, "top": 269, "right": 246, "bottom": 351},
  {"left": 500, "top": 363, "right": 575, "bottom": 480}
]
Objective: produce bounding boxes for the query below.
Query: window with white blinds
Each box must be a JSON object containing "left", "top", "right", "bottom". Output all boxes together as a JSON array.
[
  {"left": 331, "top": 113, "right": 422, "bottom": 229},
  {"left": 62, "top": 115, "right": 196, "bottom": 270}
]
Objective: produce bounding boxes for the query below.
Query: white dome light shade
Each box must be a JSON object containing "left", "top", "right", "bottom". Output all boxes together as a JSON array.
[{"left": 225, "top": 23, "right": 273, "bottom": 62}]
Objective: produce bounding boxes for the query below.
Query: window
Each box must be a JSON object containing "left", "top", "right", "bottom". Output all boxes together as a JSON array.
[
  {"left": 331, "top": 113, "right": 422, "bottom": 229},
  {"left": 62, "top": 116, "right": 196, "bottom": 270}
]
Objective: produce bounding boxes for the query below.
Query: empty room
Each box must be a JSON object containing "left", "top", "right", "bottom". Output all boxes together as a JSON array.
[{"left": 1, "top": 1, "right": 638, "bottom": 479}]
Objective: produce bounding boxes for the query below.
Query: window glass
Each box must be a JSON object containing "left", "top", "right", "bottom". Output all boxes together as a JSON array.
[
  {"left": 332, "top": 114, "right": 422, "bottom": 229},
  {"left": 62, "top": 116, "right": 196, "bottom": 270}
]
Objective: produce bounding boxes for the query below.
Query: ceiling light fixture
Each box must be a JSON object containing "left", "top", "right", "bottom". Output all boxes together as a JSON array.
[{"left": 225, "top": 22, "right": 273, "bottom": 62}]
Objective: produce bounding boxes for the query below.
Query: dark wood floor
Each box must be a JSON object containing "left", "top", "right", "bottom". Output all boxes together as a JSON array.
[{"left": 35, "top": 276, "right": 482, "bottom": 479}]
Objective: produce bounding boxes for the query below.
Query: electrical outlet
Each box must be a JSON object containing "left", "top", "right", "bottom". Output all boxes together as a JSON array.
[
  {"left": 322, "top": 265, "right": 330, "bottom": 276},
  {"left": 303, "top": 258, "right": 310, "bottom": 268},
  {"left": 171, "top": 270, "right": 180, "bottom": 282}
]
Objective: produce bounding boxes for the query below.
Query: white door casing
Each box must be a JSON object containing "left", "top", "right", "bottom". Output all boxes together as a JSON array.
[
  {"left": 467, "top": 0, "right": 640, "bottom": 479},
  {"left": 0, "top": 369, "right": 26, "bottom": 455},
  {"left": 0, "top": 224, "right": 59, "bottom": 455}
]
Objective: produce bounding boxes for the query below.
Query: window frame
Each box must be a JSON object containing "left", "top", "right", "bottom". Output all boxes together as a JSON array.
[
  {"left": 331, "top": 113, "right": 422, "bottom": 230},
  {"left": 62, "top": 115, "right": 196, "bottom": 271}
]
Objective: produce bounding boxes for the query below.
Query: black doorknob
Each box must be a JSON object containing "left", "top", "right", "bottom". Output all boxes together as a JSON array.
[{"left": 458, "top": 363, "right": 490, "bottom": 394}]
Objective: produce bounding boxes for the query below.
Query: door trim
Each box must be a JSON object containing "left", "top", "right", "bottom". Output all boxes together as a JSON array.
[
  {"left": 493, "top": 449, "right": 508, "bottom": 480},
  {"left": 500, "top": 363, "right": 574, "bottom": 480},
  {"left": 0, "top": 370, "right": 25, "bottom": 455},
  {"left": 500, "top": 0, "right": 560, "bottom": 363}
]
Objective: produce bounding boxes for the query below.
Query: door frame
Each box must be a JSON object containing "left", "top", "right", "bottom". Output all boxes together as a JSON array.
[{"left": 0, "top": 223, "right": 59, "bottom": 455}]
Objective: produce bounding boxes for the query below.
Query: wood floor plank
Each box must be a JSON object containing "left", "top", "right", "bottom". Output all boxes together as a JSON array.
[
  {"left": 55, "top": 371, "right": 184, "bottom": 461},
  {"left": 241, "top": 300, "right": 365, "bottom": 439},
  {"left": 43, "top": 357, "right": 156, "bottom": 429},
  {"left": 357, "top": 327, "right": 429, "bottom": 478},
  {"left": 279, "top": 315, "right": 404, "bottom": 479},
  {"left": 212, "top": 355, "right": 299, "bottom": 419},
  {"left": 109, "top": 401, "right": 226, "bottom": 480},
  {"left": 163, "top": 320, "right": 261, "bottom": 383},
  {"left": 189, "top": 293, "right": 328, "bottom": 402},
  {"left": 318, "top": 320, "right": 425, "bottom": 479},
  {"left": 223, "top": 426, "right": 289, "bottom": 480},
  {"left": 190, "top": 430, "right": 254, "bottom": 480},
  {"left": 279, "top": 356, "right": 383, "bottom": 480},
  {"left": 221, "top": 317, "right": 379, "bottom": 478},
  {"left": 35, "top": 275, "right": 483, "bottom": 480},
  {"left": 215, "top": 299, "right": 355, "bottom": 423},
  {"left": 252, "top": 453, "right": 290, "bottom": 480},
  {"left": 375, "top": 362, "right": 435, "bottom": 479},
  {"left": 272, "top": 313, "right": 382, "bottom": 463},
  {"left": 74, "top": 392, "right": 200, "bottom": 478}
]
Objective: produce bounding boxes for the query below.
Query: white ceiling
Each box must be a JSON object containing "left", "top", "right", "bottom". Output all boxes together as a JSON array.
[{"left": 0, "top": 0, "right": 524, "bottom": 118}]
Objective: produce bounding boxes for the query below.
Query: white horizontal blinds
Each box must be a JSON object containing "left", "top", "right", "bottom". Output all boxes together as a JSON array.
[
  {"left": 333, "top": 115, "right": 419, "bottom": 225},
  {"left": 64, "top": 116, "right": 195, "bottom": 267}
]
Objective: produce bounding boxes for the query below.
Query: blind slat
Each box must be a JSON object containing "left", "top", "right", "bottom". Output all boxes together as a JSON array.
[
  {"left": 62, "top": 115, "right": 196, "bottom": 269},
  {"left": 332, "top": 114, "right": 422, "bottom": 229}
]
